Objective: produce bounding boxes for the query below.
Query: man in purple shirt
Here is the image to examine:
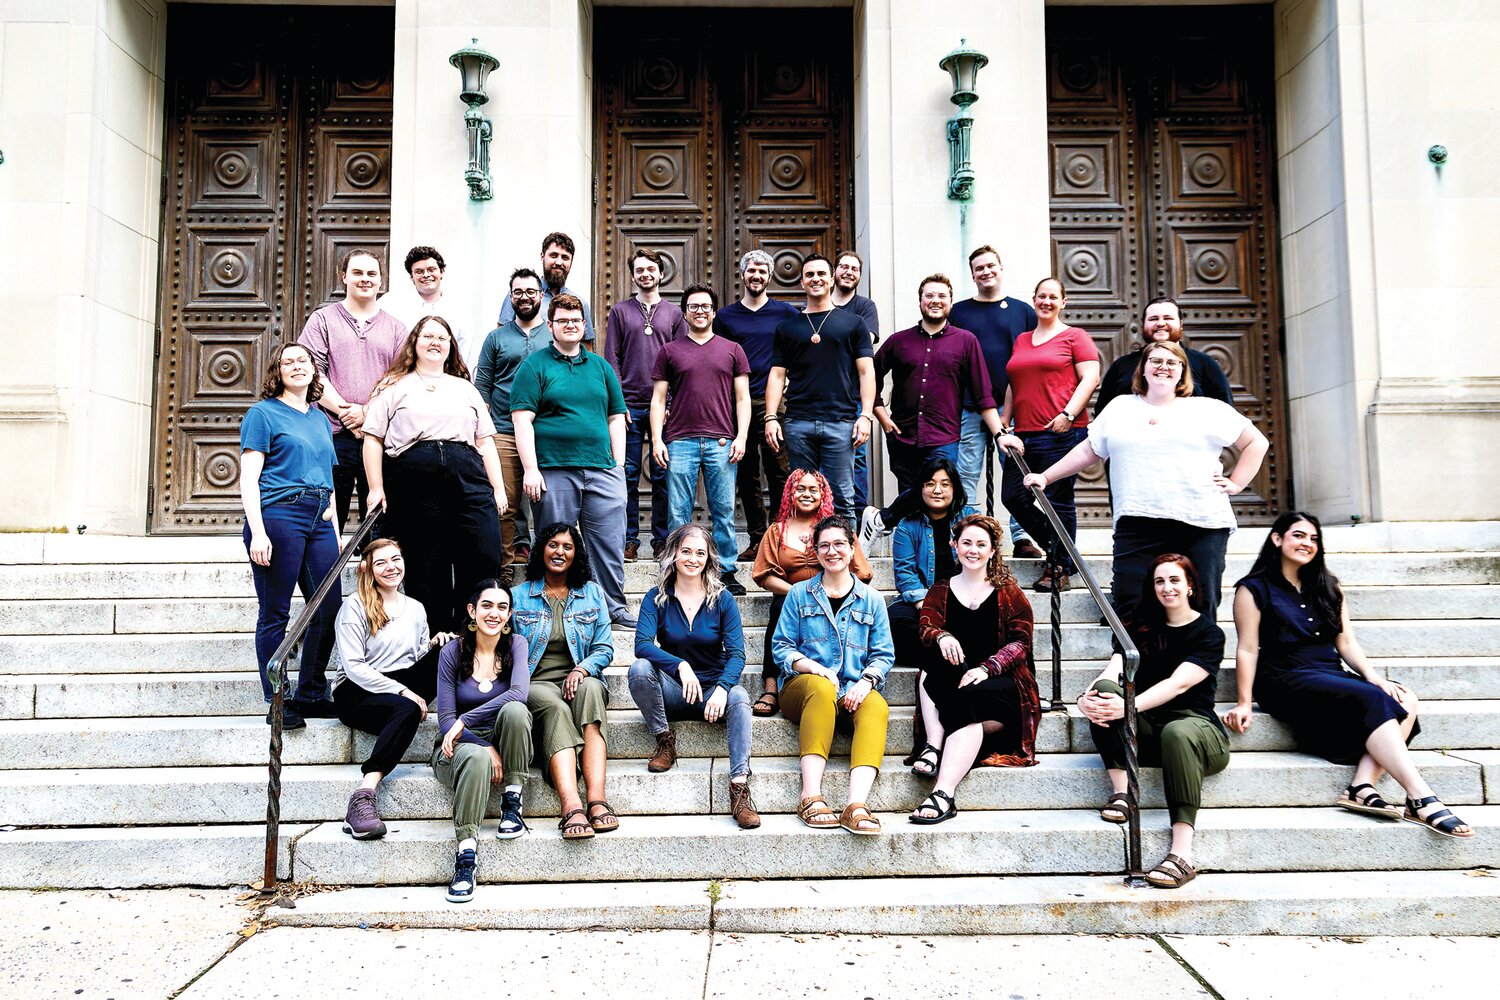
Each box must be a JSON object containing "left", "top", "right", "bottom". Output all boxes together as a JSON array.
[
  {"left": 603, "top": 247, "right": 686, "bottom": 561},
  {"left": 873, "top": 273, "right": 1003, "bottom": 490},
  {"left": 650, "top": 284, "right": 751, "bottom": 593},
  {"left": 713, "top": 249, "right": 799, "bottom": 560},
  {"left": 297, "top": 249, "right": 408, "bottom": 530}
]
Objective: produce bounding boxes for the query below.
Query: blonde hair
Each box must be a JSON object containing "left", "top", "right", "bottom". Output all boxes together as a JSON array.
[
  {"left": 1131, "top": 341, "right": 1195, "bottom": 397},
  {"left": 356, "top": 538, "right": 402, "bottom": 634},
  {"left": 653, "top": 524, "right": 725, "bottom": 608}
]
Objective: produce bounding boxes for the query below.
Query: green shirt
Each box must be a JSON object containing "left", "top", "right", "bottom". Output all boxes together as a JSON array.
[{"left": 509, "top": 344, "right": 626, "bottom": 469}]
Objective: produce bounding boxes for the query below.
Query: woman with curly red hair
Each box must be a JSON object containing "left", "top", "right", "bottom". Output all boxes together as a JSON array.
[
  {"left": 749, "top": 469, "right": 873, "bottom": 717},
  {"left": 910, "top": 514, "right": 1039, "bottom": 824}
]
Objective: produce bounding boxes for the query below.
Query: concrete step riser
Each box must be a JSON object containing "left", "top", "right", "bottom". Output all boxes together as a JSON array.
[
  {"left": 4, "top": 752, "right": 1480, "bottom": 827},
  {"left": 4, "top": 552, "right": 1498, "bottom": 600},
  {"left": 287, "top": 809, "right": 1500, "bottom": 885},
  {"left": 8, "top": 619, "right": 1500, "bottom": 675},
  {"left": 0, "top": 825, "right": 306, "bottom": 890}
]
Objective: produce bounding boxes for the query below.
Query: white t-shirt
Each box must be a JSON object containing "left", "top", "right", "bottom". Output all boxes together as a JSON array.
[
  {"left": 380, "top": 290, "right": 478, "bottom": 372},
  {"left": 1088, "top": 394, "right": 1250, "bottom": 530}
]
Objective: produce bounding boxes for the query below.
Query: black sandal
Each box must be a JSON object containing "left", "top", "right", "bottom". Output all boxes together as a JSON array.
[
  {"left": 1337, "top": 782, "right": 1401, "bottom": 821},
  {"left": 752, "top": 691, "right": 779, "bottom": 717},
  {"left": 1403, "top": 795, "right": 1475, "bottom": 839},
  {"left": 910, "top": 742, "right": 940, "bottom": 778},
  {"left": 908, "top": 790, "right": 958, "bottom": 825},
  {"left": 1100, "top": 790, "right": 1135, "bottom": 824}
]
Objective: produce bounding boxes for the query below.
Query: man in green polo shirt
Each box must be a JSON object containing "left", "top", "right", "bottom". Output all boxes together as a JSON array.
[{"left": 511, "top": 294, "right": 634, "bottom": 627}]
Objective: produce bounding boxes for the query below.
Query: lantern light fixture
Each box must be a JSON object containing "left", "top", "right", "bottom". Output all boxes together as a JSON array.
[
  {"left": 939, "top": 38, "right": 988, "bottom": 200},
  {"left": 450, "top": 38, "right": 500, "bottom": 201}
]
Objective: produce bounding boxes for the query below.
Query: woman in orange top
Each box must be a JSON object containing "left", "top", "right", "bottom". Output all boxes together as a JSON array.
[{"left": 750, "top": 469, "right": 874, "bottom": 717}]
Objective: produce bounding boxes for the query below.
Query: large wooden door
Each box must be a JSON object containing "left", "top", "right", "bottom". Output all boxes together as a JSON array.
[
  {"left": 593, "top": 8, "right": 853, "bottom": 308},
  {"left": 1047, "top": 6, "right": 1288, "bottom": 523},
  {"left": 150, "top": 5, "right": 393, "bottom": 532}
]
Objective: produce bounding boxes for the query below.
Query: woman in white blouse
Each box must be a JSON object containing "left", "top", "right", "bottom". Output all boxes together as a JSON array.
[
  {"left": 363, "top": 315, "right": 510, "bottom": 630},
  {"left": 1023, "top": 341, "right": 1268, "bottom": 621}
]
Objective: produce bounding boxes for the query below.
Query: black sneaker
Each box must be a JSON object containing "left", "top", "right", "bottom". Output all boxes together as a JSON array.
[
  {"left": 288, "top": 697, "right": 336, "bottom": 719},
  {"left": 267, "top": 704, "right": 306, "bottom": 730},
  {"left": 446, "top": 847, "right": 478, "bottom": 903},
  {"left": 496, "top": 790, "right": 529, "bottom": 839},
  {"left": 721, "top": 572, "right": 747, "bottom": 596}
]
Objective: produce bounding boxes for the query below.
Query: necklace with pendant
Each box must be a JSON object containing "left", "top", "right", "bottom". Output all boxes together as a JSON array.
[
  {"left": 639, "top": 298, "right": 658, "bottom": 337},
  {"left": 805, "top": 310, "right": 832, "bottom": 344},
  {"left": 416, "top": 371, "right": 441, "bottom": 392}
]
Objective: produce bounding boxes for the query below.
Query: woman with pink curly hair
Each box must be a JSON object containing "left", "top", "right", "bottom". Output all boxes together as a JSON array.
[{"left": 749, "top": 469, "right": 874, "bottom": 717}]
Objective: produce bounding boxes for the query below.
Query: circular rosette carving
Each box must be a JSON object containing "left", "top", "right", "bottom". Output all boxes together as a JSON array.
[
  {"left": 1063, "top": 153, "right": 1099, "bottom": 189},
  {"left": 1062, "top": 247, "right": 1101, "bottom": 286},
  {"left": 769, "top": 153, "right": 807, "bottom": 190},
  {"left": 209, "top": 249, "right": 250, "bottom": 289},
  {"left": 207, "top": 348, "right": 246, "bottom": 388},
  {"left": 1193, "top": 248, "right": 1229, "bottom": 284},
  {"left": 213, "top": 151, "right": 251, "bottom": 188},
  {"left": 772, "top": 250, "right": 803, "bottom": 287},
  {"left": 1189, "top": 151, "right": 1226, "bottom": 188},
  {"left": 203, "top": 448, "right": 240, "bottom": 489},
  {"left": 642, "top": 153, "right": 679, "bottom": 191},
  {"left": 343, "top": 152, "right": 382, "bottom": 189}
]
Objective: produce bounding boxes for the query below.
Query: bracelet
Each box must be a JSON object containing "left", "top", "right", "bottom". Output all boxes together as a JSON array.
[
  {"left": 856, "top": 414, "right": 873, "bottom": 423},
  {"left": 764, "top": 415, "right": 781, "bottom": 423}
]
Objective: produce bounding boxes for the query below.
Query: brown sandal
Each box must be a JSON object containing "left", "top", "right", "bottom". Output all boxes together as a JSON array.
[
  {"left": 752, "top": 691, "right": 779, "bottom": 717},
  {"left": 1144, "top": 853, "right": 1197, "bottom": 888},
  {"left": 1100, "top": 790, "right": 1135, "bottom": 824},
  {"left": 558, "top": 808, "right": 594, "bottom": 840},
  {"left": 798, "top": 796, "right": 839, "bottom": 829},
  {"left": 839, "top": 802, "right": 882, "bottom": 836},
  {"left": 586, "top": 799, "right": 620, "bottom": 833}
]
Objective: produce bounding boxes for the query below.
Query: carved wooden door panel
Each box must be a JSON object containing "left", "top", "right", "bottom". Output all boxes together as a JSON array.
[
  {"left": 150, "top": 6, "right": 393, "bottom": 533},
  {"left": 594, "top": 9, "right": 852, "bottom": 311},
  {"left": 1047, "top": 7, "right": 1287, "bottom": 523}
]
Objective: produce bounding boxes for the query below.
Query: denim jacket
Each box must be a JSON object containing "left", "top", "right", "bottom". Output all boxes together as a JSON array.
[
  {"left": 509, "top": 579, "right": 615, "bottom": 678},
  {"left": 771, "top": 574, "right": 895, "bottom": 697},
  {"left": 892, "top": 504, "right": 978, "bottom": 605}
]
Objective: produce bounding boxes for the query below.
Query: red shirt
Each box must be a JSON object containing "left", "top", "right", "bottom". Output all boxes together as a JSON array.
[{"left": 1006, "top": 326, "right": 1099, "bottom": 431}]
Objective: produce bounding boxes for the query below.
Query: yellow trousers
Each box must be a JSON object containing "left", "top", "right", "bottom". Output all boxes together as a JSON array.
[{"left": 781, "top": 673, "right": 889, "bottom": 770}]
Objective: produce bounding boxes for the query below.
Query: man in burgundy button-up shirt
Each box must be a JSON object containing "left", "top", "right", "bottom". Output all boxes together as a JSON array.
[{"left": 872, "top": 273, "right": 1005, "bottom": 493}]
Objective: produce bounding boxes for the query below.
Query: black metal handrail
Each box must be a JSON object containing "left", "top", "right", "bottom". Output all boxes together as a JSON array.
[
  {"left": 987, "top": 438, "right": 1145, "bottom": 883},
  {"left": 262, "top": 501, "right": 385, "bottom": 893}
]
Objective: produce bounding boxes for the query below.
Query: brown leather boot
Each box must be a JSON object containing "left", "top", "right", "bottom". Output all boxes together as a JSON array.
[
  {"left": 729, "top": 775, "right": 761, "bottom": 829},
  {"left": 647, "top": 728, "right": 677, "bottom": 772}
]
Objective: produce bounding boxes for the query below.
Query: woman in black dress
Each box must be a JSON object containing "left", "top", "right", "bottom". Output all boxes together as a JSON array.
[
  {"left": 908, "top": 515, "right": 1040, "bottom": 825},
  {"left": 1228, "top": 512, "right": 1474, "bottom": 838}
]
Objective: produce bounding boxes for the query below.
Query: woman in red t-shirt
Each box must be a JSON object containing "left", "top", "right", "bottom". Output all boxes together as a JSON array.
[{"left": 996, "top": 278, "right": 1101, "bottom": 591}]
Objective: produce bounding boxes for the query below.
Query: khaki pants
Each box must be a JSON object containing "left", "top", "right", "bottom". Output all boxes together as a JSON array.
[
  {"left": 429, "top": 700, "right": 534, "bottom": 841},
  {"left": 494, "top": 433, "right": 530, "bottom": 559}
]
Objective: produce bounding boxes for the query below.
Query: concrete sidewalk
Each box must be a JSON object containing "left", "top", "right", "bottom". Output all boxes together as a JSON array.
[{"left": 2, "top": 889, "right": 1495, "bottom": 1000}]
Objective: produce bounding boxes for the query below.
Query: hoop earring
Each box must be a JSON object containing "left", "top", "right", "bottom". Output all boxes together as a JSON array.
[
  {"left": 500, "top": 623, "right": 510, "bottom": 635},
  {"left": 467, "top": 621, "right": 477, "bottom": 632}
]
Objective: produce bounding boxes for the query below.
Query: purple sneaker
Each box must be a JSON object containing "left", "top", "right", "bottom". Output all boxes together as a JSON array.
[{"left": 342, "top": 788, "right": 386, "bottom": 840}]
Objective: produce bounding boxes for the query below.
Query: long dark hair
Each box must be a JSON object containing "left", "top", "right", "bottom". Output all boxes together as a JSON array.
[
  {"left": 903, "top": 455, "right": 967, "bottom": 524},
  {"left": 525, "top": 522, "right": 592, "bottom": 589},
  {"left": 1129, "top": 553, "right": 1210, "bottom": 657},
  {"left": 456, "top": 578, "right": 515, "bottom": 683},
  {"left": 1241, "top": 511, "right": 1343, "bottom": 629}
]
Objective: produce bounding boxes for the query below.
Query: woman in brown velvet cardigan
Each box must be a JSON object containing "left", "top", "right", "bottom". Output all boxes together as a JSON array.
[{"left": 909, "top": 514, "right": 1040, "bottom": 824}]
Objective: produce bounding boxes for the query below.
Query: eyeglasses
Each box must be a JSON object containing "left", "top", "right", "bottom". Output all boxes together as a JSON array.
[
  {"left": 510, "top": 288, "right": 542, "bottom": 299},
  {"left": 1147, "top": 358, "right": 1182, "bottom": 370},
  {"left": 553, "top": 318, "right": 585, "bottom": 328},
  {"left": 684, "top": 303, "right": 714, "bottom": 313},
  {"left": 816, "top": 540, "right": 850, "bottom": 552}
]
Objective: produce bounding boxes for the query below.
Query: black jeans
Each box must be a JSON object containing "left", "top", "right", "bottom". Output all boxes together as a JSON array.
[
  {"left": 999, "top": 428, "right": 1084, "bottom": 573},
  {"left": 1110, "top": 516, "right": 1231, "bottom": 623},
  {"left": 332, "top": 430, "right": 369, "bottom": 533},
  {"left": 737, "top": 397, "right": 789, "bottom": 543},
  {"left": 382, "top": 441, "right": 504, "bottom": 632},
  {"left": 334, "top": 654, "right": 439, "bottom": 776},
  {"left": 886, "top": 597, "right": 924, "bottom": 667}
]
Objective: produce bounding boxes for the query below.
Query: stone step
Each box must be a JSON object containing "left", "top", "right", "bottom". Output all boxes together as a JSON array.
[
  {"left": 7, "top": 617, "right": 1500, "bottom": 675},
  {"left": 8, "top": 584, "right": 1493, "bottom": 637},
  {"left": 4, "top": 551, "right": 1499, "bottom": 599},
  {"left": 287, "top": 807, "right": 1500, "bottom": 885},
  {"left": 0, "top": 823, "right": 309, "bottom": 889},
  {"left": 266, "top": 870, "right": 1500, "bottom": 936}
]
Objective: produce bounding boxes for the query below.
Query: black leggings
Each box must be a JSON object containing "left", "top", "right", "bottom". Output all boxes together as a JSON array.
[{"left": 333, "top": 652, "right": 439, "bottom": 776}]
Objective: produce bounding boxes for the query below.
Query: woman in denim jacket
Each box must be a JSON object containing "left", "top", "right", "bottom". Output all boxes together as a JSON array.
[
  {"left": 510, "top": 522, "right": 619, "bottom": 839},
  {"left": 772, "top": 515, "right": 895, "bottom": 835}
]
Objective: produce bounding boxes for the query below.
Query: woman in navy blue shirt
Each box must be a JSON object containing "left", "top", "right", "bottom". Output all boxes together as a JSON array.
[
  {"left": 239, "top": 343, "right": 340, "bottom": 729},
  {"left": 629, "top": 524, "right": 760, "bottom": 829}
]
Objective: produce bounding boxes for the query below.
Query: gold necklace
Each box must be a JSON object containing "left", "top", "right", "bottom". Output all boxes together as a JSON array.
[
  {"left": 416, "top": 370, "right": 442, "bottom": 392},
  {"left": 805, "top": 310, "right": 832, "bottom": 344}
]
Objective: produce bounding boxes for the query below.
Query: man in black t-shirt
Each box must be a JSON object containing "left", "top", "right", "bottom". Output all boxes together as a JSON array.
[{"left": 766, "top": 253, "right": 875, "bottom": 520}]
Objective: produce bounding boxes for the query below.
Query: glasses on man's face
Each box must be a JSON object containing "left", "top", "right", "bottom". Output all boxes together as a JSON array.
[
  {"left": 554, "top": 318, "right": 585, "bottom": 328},
  {"left": 1148, "top": 358, "right": 1182, "bottom": 370},
  {"left": 511, "top": 288, "right": 541, "bottom": 299},
  {"left": 816, "top": 540, "right": 850, "bottom": 553},
  {"left": 684, "top": 303, "right": 714, "bottom": 313}
]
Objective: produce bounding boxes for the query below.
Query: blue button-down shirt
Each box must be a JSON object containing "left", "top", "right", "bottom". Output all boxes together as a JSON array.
[
  {"left": 509, "top": 580, "right": 615, "bottom": 678},
  {"left": 892, "top": 504, "right": 979, "bottom": 605},
  {"left": 771, "top": 575, "right": 895, "bottom": 697},
  {"left": 634, "top": 585, "right": 746, "bottom": 692}
]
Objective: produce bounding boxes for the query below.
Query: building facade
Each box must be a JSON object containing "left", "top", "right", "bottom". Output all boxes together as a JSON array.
[{"left": 1, "top": 0, "right": 1495, "bottom": 535}]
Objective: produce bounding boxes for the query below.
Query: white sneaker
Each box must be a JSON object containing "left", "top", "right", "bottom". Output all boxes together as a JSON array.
[{"left": 857, "top": 505, "right": 886, "bottom": 555}]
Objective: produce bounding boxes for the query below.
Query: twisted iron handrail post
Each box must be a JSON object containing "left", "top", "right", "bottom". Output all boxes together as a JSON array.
[
  {"left": 983, "top": 433, "right": 995, "bottom": 518},
  {"left": 262, "top": 501, "right": 386, "bottom": 894},
  {"left": 1000, "top": 444, "right": 1145, "bottom": 883}
]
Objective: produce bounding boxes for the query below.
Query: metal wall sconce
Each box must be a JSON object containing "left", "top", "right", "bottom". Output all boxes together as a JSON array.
[
  {"left": 940, "top": 38, "right": 988, "bottom": 201},
  {"left": 450, "top": 38, "right": 499, "bottom": 201}
]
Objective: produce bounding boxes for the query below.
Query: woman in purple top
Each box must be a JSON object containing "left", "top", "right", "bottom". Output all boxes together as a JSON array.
[{"left": 431, "top": 578, "right": 533, "bottom": 903}]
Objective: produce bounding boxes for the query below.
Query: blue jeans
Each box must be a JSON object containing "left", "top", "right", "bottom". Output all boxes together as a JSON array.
[
  {"left": 852, "top": 440, "right": 869, "bottom": 508},
  {"left": 627, "top": 659, "right": 752, "bottom": 778},
  {"left": 243, "top": 490, "right": 340, "bottom": 703},
  {"left": 624, "top": 405, "right": 667, "bottom": 549},
  {"left": 958, "top": 408, "right": 1029, "bottom": 543},
  {"left": 1000, "top": 427, "right": 1085, "bottom": 573},
  {"left": 784, "top": 416, "right": 858, "bottom": 520},
  {"left": 666, "top": 437, "right": 739, "bottom": 573}
]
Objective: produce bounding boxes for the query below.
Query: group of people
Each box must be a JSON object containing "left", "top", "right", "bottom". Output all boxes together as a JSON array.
[{"left": 238, "top": 233, "right": 1473, "bottom": 905}]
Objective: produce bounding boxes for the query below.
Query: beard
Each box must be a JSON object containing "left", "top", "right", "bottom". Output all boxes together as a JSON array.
[
  {"left": 835, "top": 276, "right": 859, "bottom": 294},
  {"left": 515, "top": 299, "right": 541, "bottom": 322},
  {"left": 545, "top": 264, "right": 569, "bottom": 290}
]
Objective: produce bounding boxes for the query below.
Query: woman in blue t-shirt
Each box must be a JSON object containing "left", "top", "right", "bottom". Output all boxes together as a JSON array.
[{"left": 239, "top": 343, "right": 341, "bottom": 729}]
